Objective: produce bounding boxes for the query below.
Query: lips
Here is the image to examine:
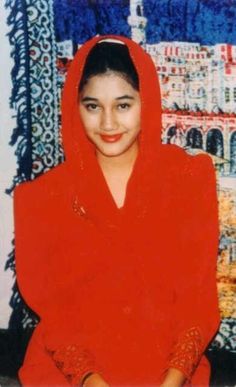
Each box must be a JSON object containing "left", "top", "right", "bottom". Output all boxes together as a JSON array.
[{"left": 100, "top": 133, "right": 123, "bottom": 143}]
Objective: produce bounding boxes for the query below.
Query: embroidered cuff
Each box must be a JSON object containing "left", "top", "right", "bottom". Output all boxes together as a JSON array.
[
  {"left": 168, "top": 327, "right": 204, "bottom": 380},
  {"left": 46, "top": 345, "right": 102, "bottom": 385}
]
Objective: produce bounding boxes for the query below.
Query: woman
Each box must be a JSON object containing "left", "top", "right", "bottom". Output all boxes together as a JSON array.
[{"left": 14, "top": 35, "right": 220, "bottom": 386}]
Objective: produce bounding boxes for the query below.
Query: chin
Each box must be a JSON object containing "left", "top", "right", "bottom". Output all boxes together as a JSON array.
[
  {"left": 99, "top": 149, "right": 125, "bottom": 158},
  {"left": 95, "top": 139, "right": 138, "bottom": 159},
  {"left": 96, "top": 143, "right": 126, "bottom": 157}
]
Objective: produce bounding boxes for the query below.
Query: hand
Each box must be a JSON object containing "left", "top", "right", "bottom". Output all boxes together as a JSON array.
[
  {"left": 82, "top": 373, "right": 110, "bottom": 387},
  {"left": 160, "top": 368, "right": 186, "bottom": 387}
]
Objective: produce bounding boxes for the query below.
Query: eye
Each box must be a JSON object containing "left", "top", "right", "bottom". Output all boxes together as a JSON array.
[
  {"left": 117, "top": 103, "right": 130, "bottom": 110},
  {"left": 85, "top": 103, "right": 100, "bottom": 111}
]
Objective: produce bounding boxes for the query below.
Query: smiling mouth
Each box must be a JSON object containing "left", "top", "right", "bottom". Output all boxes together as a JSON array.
[{"left": 100, "top": 133, "right": 124, "bottom": 143}]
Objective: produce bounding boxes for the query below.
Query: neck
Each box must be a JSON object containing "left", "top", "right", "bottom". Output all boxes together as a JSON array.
[{"left": 97, "top": 143, "right": 139, "bottom": 175}]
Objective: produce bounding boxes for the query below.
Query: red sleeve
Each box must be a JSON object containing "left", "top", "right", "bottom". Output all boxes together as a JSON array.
[
  {"left": 168, "top": 155, "right": 220, "bottom": 380},
  {"left": 14, "top": 180, "right": 102, "bottom": 385},
  {"left": 18, "top": 323, "right": 70, "bottom": 386}
]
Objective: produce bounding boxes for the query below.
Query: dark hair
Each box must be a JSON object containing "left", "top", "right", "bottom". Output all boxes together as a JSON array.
[{"left": 79, "top": 42, "right": 139, "bottom": 92}]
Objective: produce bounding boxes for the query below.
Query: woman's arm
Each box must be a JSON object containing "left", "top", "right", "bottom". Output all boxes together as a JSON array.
[
  {"left": 19, "top": 321, "right": 109, "bottom": 387},
  {"left": 19, "top": 323, "right": 70, "bottom": 386},
  {"left": 167, "top": 155, "right": 220, "bottom": 382},
  {"left": 14, "top": 181, "right": 105, "bottom": 386}
]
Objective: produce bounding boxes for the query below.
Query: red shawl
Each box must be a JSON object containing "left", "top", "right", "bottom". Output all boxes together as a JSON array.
[{"left": 14, "top": 35, "right": 220, "bottom": 386}]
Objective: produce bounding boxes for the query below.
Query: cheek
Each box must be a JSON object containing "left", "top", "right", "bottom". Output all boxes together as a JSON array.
[
  {"left": 80, "top": 112, "right": 98, "bottom": 135},
  {"left": 127, "top": 108, "right": 141, "bottom": 133}
]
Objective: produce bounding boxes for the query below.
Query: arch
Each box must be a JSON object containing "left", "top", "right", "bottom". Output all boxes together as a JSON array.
[
  {"left": 206, "top": 128, "right": 224, "bottom": 157},
  {"left": 166, "top": 126, "right": 176, "bottom": 144},
  {"left": 186, "top": 127, "right": 203, "bottom": 149},
  {"left": 230, "top": 131, "right": 236, "bottom": 173}
]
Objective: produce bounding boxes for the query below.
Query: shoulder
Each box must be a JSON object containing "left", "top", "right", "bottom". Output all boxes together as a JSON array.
[
  {"left": 14, "top": 162, "right": 68, "bottom": 203},
  {"left": 159, "top": 144, "right": 215, "bottom": 181},
  {"left": 14, "top": 163, "right": 68, "bottom": 218},
  {"left": 157, "top": 145, "right": 217, "bottom": 209}
]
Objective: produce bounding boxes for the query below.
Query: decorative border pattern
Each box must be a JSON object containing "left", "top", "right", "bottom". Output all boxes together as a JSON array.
[
  {"left": 28, "top": 0, "right": 63, "bottom": 178},
  {"left": 211, "top": 318, "right": 236, "bottom": 352},
  {"left": 6, "top": 0, "right": 63, "bottom": 186},
  {"left": 5, "top": 0, "right": 32, "bottom": 187}
]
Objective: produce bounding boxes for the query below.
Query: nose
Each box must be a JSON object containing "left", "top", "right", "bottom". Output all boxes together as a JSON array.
[{"left": 101, "top": 108, "right": 117, "bottom": 132}]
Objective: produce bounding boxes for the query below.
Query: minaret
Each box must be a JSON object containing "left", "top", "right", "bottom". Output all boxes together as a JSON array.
[{"left": 128, "top": 0, "right": 147, "bottom": 46}]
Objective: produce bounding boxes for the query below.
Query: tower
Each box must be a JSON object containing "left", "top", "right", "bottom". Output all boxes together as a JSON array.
[{"left": 128, "top": 0, "right": 147, "bottom": 46}]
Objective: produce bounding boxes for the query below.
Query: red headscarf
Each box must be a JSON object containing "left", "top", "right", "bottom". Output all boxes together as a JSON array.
[
  {"left": 62, "top": 35, "right": 161, "bottom": 165},
  {"left": 14, "top": 35, "right": 220, "bottom": 386}
]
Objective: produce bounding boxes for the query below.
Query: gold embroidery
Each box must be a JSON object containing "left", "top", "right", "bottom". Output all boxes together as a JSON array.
[{"left": 169, "top": 327, "right": 204, "bottom": 379}]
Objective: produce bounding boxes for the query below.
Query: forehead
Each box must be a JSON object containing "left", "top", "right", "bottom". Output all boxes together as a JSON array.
[{"left": 80, "top": 72, "right": 138, "bottom": 98}]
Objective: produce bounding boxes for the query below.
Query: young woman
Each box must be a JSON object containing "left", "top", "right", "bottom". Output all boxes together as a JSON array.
[{"left": 14, "top": 35, "right": 220, "bottom": 386}]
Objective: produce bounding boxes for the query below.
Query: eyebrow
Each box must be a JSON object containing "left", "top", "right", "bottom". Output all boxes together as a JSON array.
[
  {"left": 81, "top": 97, "right": 98, "bottom": 102},
  {"left": 81, "top": 95, "right": 135, "bottom": 102},
  {"left": 116, "top": 95, "right": 135, "bottom": 100}
]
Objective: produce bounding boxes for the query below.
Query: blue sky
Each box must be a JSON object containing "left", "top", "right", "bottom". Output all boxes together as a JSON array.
[{"left": 54, "top": 0, "right": 236, "bottom": 45}]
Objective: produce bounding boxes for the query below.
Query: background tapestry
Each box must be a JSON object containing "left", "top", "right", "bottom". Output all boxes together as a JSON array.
[{"left": 3, "top": 0, "right": 236, "bottom": 384}]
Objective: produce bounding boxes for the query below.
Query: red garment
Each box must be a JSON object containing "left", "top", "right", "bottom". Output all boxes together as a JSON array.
[{"left": 14, "top": 35, "right": 220, "bottom": 386}]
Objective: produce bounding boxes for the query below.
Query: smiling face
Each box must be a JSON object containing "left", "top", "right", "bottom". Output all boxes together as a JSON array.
[{"left": 79, "top": 72, "right": 141, "bottom": 161}]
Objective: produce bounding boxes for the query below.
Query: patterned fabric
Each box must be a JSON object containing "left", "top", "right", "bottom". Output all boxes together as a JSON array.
[
  {"left": 212, "top": 319, "right": 236, "bottom": 352},
  {"left": 46, "top": 345, "right": 102, "bottom": 385},
  {"left": 169, "top": 327, "right": 204, "bottom": 379},
  {"left": 28, "top": 0, "right": 63, "bottom": 177},
  {"left": 5, "top": 0, "right": 32, "bottom": 186},
  {"left": 6, "top": 0, "right": 63, "bottom": 185},
  {"left": 5, "top": 0, "right": 236, "bottom": 357}
]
